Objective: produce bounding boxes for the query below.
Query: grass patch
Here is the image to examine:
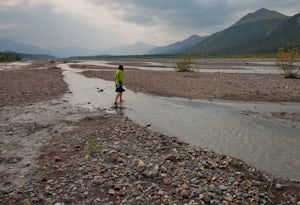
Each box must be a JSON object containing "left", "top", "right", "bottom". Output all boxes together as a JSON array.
[
  {"left": 82, "top": 141, "right": 101, "bottom": 157},
  {"left": 229, "top": 158, "right": 243, "bottom": 168}
]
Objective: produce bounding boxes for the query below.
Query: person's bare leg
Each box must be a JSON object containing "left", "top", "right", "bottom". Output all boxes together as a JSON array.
[
  {"left": 115, "top": 93, "right": 120, "bottom": 104},
  {"left": 120, "top": 93, "right": 123, "bottom": 102}
]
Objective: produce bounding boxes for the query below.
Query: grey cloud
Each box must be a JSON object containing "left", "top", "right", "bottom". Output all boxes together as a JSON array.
[
  {"left": 0, "top": 3, "right": 120, "bottom": 50},
  {"left": 91, "top": 0, "right": 243, "bottom": 34},
  {"left": 94, "top": 0, "right": 299, "bottom": 30},
  {"left": 0, "top": 4, "right": 67, "bottom": 38},
  {"left": 1, "top": 0, "right": 300, "bottom": 52}
]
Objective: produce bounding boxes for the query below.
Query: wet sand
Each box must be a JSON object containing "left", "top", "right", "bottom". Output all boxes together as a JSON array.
[{"left": 0, "top": 59, "right": 299, "bottom": 204}]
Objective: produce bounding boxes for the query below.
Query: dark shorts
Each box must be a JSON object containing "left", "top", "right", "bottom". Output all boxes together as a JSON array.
[{"left": 116, "top": 83, "right": 125, "bottom": 92}]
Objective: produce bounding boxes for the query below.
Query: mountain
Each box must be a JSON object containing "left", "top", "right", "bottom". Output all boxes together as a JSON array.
[
  {"left": 185, "top": 8, "right": 290, "bottom": 55},
  {"left": 234, "top": 8, "right": 289, "bottom": 26},
  {"left": 0, "top": 52, "right": 22, "bottom": 62},
  {"left": 0, "top": 38, "right": 53, "bottom": 56},
  {"left": 102, "top": 42, "right": 156, "bottom": 56},
  {"left": 54, "top": 46, "right": 100, "bottom": 58},
  {"left": 4, "top": 51, "right": 55, "bottom": 60},
  {"left": 0, "top": 38, "right": 100, "bottom": 58},
  {"left": 147, "top": 35, "right": 206, "bottom": 55},
  {"left": 250, "top": 12, "right": 300, "bottom": 53}
]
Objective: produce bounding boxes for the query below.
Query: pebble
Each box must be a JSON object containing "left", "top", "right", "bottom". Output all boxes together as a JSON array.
[
  {"left": 275, "top": 183, "right": 283, "bottom": 190},
  {"left": 162, "top": 178, "right": 172, "bottom": 185},
  {"left": 1, "top": 114, "right": 299, "bottom": 204},
  {"left": 289, "top": 197, "right": 297, "bottom": 204}
]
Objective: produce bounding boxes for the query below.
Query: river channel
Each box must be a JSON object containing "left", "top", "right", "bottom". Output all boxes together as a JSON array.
[{"left": 60, "top": 62, "right": 300, "bottom": 181}]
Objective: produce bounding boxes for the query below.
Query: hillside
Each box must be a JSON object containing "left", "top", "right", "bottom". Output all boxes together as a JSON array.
[
  {"left": 251, "top": 12, "right": 300, "bottom": 53},
  {"left": 3, "top": 51, "right": 55, "bottom": 60},
  {"left": 0, "top": 52, "right": 22, "bottom": 62},
  {"left": 186, "top": 8, "right": 289, "bottom": 55},
  {"left": 0, "top": 38, "right": 53, "bottom": 56},
  {"left": 147, "top": 35, "right": 206, "bottom": 55},
  {"left": 234, "top": 8, "right": 289, "bottom": 25}
]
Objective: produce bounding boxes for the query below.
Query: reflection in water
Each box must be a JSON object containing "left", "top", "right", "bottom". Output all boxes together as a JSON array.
[{"left": 60, "top": 63, "right": 300, "bottom": 181}]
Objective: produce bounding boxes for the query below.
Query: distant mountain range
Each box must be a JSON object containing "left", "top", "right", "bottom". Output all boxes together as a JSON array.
[
  {"left": 0, "top": 38, "right": 54, "bottom": 56},
  {"left": 1, "top": 8, "right": 299, "bottom": 58},
  {"left": 54, "top": 46, "right": 100, "bottom": 58},
  {"left": 0, "top": 38, "right": 100, "bottom": 58},
  {"left": 3, "top": 51, "right": 55, "bottom": 60},
  {"left": 101, "top": 42, "right": 156, "bottom": 56},
  {"left": 147, "top": 35, "right": 206, "bottom": 55}
]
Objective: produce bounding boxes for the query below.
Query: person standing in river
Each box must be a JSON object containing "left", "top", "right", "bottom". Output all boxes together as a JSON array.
[{"left": 114, "top": 65, "right": 125, "bottom": 106}]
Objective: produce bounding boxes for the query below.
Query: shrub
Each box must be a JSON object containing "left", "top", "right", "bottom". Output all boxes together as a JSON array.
[
  {"left": 49, "top": 59, "right": 56, "bottom": 63},
  {"left": 0, "top": 53, "right": 21, "bottom": 62},
  {"left": 276, "top": 48, "right": 300, "bottom": 78},
  {"left": 82, "top": 141, "right": 101, "bottom": 157},
  {"left": 176, "top": 55, "right": 195, "bottom": 72}
]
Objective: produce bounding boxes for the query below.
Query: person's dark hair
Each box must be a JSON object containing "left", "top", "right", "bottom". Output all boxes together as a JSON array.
[{"left": 118, "top": 65, "right": 123, "bottom": 70}]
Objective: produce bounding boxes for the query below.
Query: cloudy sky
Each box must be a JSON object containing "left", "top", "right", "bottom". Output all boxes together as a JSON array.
[{"left": 0, "top": 0, "right": 300, "bottom": 51}]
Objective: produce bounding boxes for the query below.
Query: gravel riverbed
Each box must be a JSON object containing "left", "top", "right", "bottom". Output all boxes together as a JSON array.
[{"left": 0, "top": 60, "right": 299, "bottom": 204}]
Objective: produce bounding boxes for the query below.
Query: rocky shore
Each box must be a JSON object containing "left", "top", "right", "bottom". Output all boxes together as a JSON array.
[{"left": 0, "top": 60, "right": 299, "bottom": 204}]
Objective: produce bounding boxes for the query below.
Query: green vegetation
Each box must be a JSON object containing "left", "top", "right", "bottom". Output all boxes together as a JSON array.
[
  {"left": 0, "top": 52, "right": 22, "bottom": 62},
  {"left": 276, "top": 48, "right": 300, "bottom": 78},
  {"left": 176, "top": 55, "right": 195, "bottom": 72},
  {"left": 48, "top": 150, "right": 57, "bottom": 155},
  {"left": 82, "top": 141, "right": 101, "bottom": 157},
  {"left": 49, "top": 59, "right": 56, "bottom": 63},
  {"left": 229, "top": 158, "right": 243, "bottom": 168},
  {"left": 190, "top": 19, "right": 285, "bottom": 55},
  {"left": 192, "top": 53, "right": 277, "bottom": 58},
  {"left": 253, "top": 14, "right": 300, "bottom": 54}
]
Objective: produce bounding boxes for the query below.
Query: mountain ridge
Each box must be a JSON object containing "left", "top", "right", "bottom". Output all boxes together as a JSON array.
[
  {"left": 182, "top": 8, "right": 296, "bottom": 55},
  {"left": 0, "top": 38, "right": 54, "bottom": 56},
  {"left": 147, "top": 35, "right": 206, "bottom": 55},
  {"left": 101, "top": 42, "right": 156, "bottom": 56},
  {"left": 1, "top": 8, "right": 298, "bottom": 57},
  {"left": 249, "top": 12, "right": 300, "bottom": 53},
  {"left": 235, "top": 8, "right": 289, "bottom": 25}
]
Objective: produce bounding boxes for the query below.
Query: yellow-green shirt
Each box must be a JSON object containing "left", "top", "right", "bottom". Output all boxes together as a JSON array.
[{"left": 115, "top": 69, "right": 124, "bottom": 85}]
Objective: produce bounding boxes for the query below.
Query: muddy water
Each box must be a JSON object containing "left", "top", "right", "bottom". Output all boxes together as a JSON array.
[{"left": 60, "top": 63, "right": 300, "bottom": 181}]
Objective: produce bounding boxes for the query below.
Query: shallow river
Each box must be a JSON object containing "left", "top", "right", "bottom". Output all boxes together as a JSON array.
[
  {"left": 74, "top": 60, "right": 281, "bottom": 74},
  {"left": 60, "top": 63, "right": 300, "bottom": 181}
]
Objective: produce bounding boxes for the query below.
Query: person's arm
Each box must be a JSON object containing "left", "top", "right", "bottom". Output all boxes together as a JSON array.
[
  {"left": 119, "top": 71, "right": 124, "bottom": 84},
  {"left": 115, "top": 70, "right": 119, "bottom": 84}
]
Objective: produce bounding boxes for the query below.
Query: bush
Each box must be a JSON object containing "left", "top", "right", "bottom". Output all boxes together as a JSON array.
[
  {"left": 176, "top": 55, "right": 195, "bottom": 72},
  {"left": 276, "top": 48, "right": 300, "bottom": 78},
  {"left": 82, "top": 141, "right": 101, "bottom": 157},
  {"left": 0, "top": 53, "right": 21, "bottom": 62}
]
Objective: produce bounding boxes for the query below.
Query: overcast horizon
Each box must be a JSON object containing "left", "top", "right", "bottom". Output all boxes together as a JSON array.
[{"left": 1, "top": 0, "right": 300, "bottom": 52}]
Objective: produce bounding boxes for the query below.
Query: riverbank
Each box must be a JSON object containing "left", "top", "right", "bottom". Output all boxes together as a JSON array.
[
  {"left": 0, "top": 60, "right": 299, "bottom": 204},
  {"left": 81, "top": 68, "right": 300, "bottom": 103}
]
